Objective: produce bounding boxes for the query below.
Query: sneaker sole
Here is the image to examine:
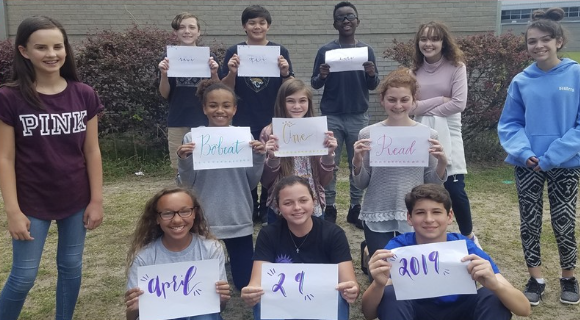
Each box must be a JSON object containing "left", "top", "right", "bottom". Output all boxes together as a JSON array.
[
  {"left": 560, "top": 298, "right": 580, "bottom": 305},
  {"left": 527, "top": 291, "right": 544, "bottom": 306}
]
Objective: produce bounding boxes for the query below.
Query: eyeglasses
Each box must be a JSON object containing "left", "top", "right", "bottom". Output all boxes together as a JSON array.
[
  {"left": 335, "top": 13, "right": 358, "bottom": 22},
  {"left": 158, "top": 207, "right": 197, "bottom": 221}
]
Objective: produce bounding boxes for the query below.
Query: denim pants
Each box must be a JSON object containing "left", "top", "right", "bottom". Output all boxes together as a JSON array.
[
  {"left": 0, "top": 209, "right": 87, "bottom": 320},
  {"left": 324, "top": 113, "right": 368, "bottom": 206},
  {"left": 176, "top": 313, "right": 223, "bottom": 320},
  {"left": 444, "top": 174, "right": 473, "bottom": 236},
  {"left": 252, "top": 293, "right": 350, "bottom": 320},
  {"left": 222, "top": 235, "right": 254, "bottom": 291}
]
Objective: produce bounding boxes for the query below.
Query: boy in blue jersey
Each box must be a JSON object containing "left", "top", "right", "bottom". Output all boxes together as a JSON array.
[{"left": 361, "top": 184, "right": 530, "bottom": 320}]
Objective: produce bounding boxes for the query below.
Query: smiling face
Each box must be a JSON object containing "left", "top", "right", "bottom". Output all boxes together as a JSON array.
[
  {"left": 418, "top": 27, "right": 443, "bottom": 64},
  {"left": 243, "top": 17, "right": 270, "bottom": 45},
  {"left": 156, "top": 192, "right": 195, "bottom": 249},
  {"left": 526, "top": 27, "right": 563, "bottom": 70},
  {"left": 174, "top": 17, "right": 200, "bottom": 46},
  {"left": 333, "top": 6, "right": 359, "bottom": 38},
  {"left": 407, "top": 199, "right": 454, "bottom": 244},
  {"left": 277, "top": 183, "right": 314, "bottom": 228},
  {"left": 203, "top": 89, "right": 237, "bottom": 127},
  {"left": 381, "top": 86, "right": 414, "bottom": 123},
  {"left": 18, "top": 28, "right": 66, "bottom": 76},
  {"left": 284, "top": 90, "right": 310, "bottom": 118}
]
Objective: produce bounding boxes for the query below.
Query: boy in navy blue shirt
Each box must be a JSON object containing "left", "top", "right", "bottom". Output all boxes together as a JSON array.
[{"left": 361, "top": 184, "right": 530, "bottom": 320}]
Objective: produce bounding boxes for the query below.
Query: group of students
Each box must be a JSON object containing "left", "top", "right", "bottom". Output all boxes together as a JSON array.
[{"left": 0, "top": 1, "right": 579, "bottom": 320}]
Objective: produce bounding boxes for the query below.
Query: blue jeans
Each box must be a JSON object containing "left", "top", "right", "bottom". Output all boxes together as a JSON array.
[
  {"left": 222, "top": 235, "right": 254, "bottom": 291},
  {"left": 0, "top": 209, "right": 87, "bottom": 320},
  {"left": 444, "top": 174, "right": 473, "bottom": 236},
  {"left": 177, "top": 313, "right": 223, "bottom": 320},
  {"left": 324, "top": 113, "right": 368, "bottom": 206},
  {"left": 252, "top": 293, "right": 350, "bottom": 320}
]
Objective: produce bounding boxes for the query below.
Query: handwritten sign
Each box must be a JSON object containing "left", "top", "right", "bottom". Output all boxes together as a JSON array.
[
  {"left": 191, "top": 127, "right": 253, "bottom": 170},
  {"left": 166, "top": 46, "right": 211, "bottom": 78},
  {"left": 325, "top": 47, "right": 368, "bottom": 72},
  {"left": 389, "top": 240, "right": 477, "bottom": 300},
  {"left": 272, "top": 116, "right": 328, "bottom": 157},
  {"left": 369, "top": 126, "right": 430, "bottom": 167},
  {"left": 237, "top": 45, "right": 281, "bottom": 77},
  {"left": 138, "top": 260, "right": 220, "bottom": 320},
  {"left": 261, "top": 263, "right": 338, "bottom": 319}
]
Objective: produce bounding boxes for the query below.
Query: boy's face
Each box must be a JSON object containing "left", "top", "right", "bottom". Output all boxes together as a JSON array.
[
  {"left": 333, "top": 6, "right": 359, "bottom": 37},
  {"left": 243, "top": 17, "right": 270, "bottom": 44},
  {"left": 407, "top": 199, "right": 453, "bottom": 245},
  {"left": 174, "top": 17, "right": 200, "bottom": 46}
]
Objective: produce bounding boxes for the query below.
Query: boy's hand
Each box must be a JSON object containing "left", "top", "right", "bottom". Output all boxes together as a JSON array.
[
  {"left": 209, "top": 57, "right": 219, "bottom": 76},
  {"left": 228, "top": 54, "right": 240, "bottom": 74},
  {"left": 278, "top": 55, "right": 290, "bottom": 77},
  {"left": 250, "top": 140, "right": 266, "bottom": 155},
  {"left": 336, "top": 281, "right": 359, "bottom": 304},
  {"left": 124, "top": 287, "right": 144, "bottom": 313},
  {"left": 158, "top": 57, "right": 169, "bottom": 76},
  {"left": 177, "top": 142, "right": 195, "bottom": 159},
  {"left": 319, "top": 63, "right": 330, "bottom": 79},
  {"left": 216, "top": 280, "right": 231, "bottom": 304},
  {"left": 241, "top": 286, "right": 264, "bottom": 307},
  {"left": 463, "top": 254, "right": 499, "bottom": 290},
  {"left": 369, "top": 249, "right": 395, "bottom": 287},
  {"left": 363, "top": 61, "right": 376, "bottom": 77},
  {"left": 265, "top": 134, "right": 279, "bottom": 159}
]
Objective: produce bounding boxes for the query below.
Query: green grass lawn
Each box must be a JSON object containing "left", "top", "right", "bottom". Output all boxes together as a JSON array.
[{"left": 562, "top": 51, "right": 580, "bottom": 62}]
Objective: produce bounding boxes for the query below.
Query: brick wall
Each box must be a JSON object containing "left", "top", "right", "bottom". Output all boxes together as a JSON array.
[{"left": 4, "top": 0, "right": 498, "bottom": 123}]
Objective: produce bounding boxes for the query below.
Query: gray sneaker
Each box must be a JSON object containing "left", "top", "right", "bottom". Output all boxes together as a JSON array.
[
  {"left": 560, "top": 277, "right": 580, "bottom": 305},
  {"left": 523, "top": 277, "right": 545, "bottom": 306}
]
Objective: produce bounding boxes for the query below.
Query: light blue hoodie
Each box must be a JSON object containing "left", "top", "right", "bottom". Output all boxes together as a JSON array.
[{"left": 498, "top": 58, "right": 580, "bottom": 171}]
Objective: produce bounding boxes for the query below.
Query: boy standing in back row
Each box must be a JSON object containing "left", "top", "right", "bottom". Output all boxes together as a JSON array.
[
  {"left": 311, "top": 1, "right": 379, "bottom": 227},
  {"left": 220, "top": 5, "right": 294, "bottom": 224}
]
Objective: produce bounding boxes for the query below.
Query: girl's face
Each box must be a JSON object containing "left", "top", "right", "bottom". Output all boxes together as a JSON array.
[
  {"left": 285, "top": 90, "right": 309, "bottom": 118},
  {"left": 277, "top": 183, "right": 314, "bottom": 226},
  {"left": 203, "top": 89, "right": 237, "bottom": 127},
  {"left": 156, "top": 192, "right": 196, "bottom": 246},
  {"left": 381, "top": 86, "right": 414, "bottom": 121},
  {"left": 418, "top": 27, "right": 443, "bottom": 63},
  {"left": 174, "top": 17, "right": 200, "bottom": 46},
  {"left": 18, "top": 28, "right": 66, "bottom": 76},
  {"left": 526, "top": 28, "right": 562, "bottom": 69}
]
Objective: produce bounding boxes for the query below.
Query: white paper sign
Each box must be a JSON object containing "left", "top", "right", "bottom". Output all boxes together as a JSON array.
[
  {"left": 369, "top": 126, "right": 430, "bottom": 167},
  {"left": 191, "top": 127, "right": 253, "bottom": 170},
  {"left": 237, "top": 45, "right": 281, "bottom": 77},
  {"left": 166, "top": 46, "right": 211, "bottom": 78},
  {"left": 325, "top": 47, "right": 368, "bottom": 72},
  {"left": 138, "top": 260, "right": 220, "bottom": 320},
  {"left": 389, "top": 240, "right": 477, "bottom": 300},
  {"left": 272, "top": 116, "right": 328, "bottom": 157},
  {"left": 261, "top": 263, "right": 338, "bottom": 320}
]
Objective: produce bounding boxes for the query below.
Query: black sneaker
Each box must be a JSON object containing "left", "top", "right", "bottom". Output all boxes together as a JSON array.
[
  {"left": 324, "top": 205, "right": 337, "bottom": 223},
  {"left": 560, "top": 277, "right": 580, "bottom": 305},
  {"left": 523, "top": 277, "right": 545, "bottom": 306},
  {"left": 347, "top": 204, "right": 360, "bottom": 224}
]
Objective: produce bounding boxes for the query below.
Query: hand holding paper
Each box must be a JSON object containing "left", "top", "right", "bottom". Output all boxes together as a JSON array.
[
  {"left": 325, "top": 47, "right": 368, "bottom": 72},
  {"left": 463, "top": 254, "right": 499, "bottom": 290},
  {"left": 367, "top": 249, "right": 395, "bottom": 287}
]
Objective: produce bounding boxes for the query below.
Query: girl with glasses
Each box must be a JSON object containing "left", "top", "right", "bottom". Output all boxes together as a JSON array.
[{"left": 125, "top": 187, "right": 230, "bottom": 320}]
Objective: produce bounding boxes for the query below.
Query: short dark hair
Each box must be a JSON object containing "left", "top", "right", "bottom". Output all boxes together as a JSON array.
[
  {"left": 171, "top": 12, "right": 200, "bottom": 31},
  {"left": 333, "top": 1, "right": 358, "bottom": 18},
  {"left": 241, "top": 5, "right": 272, "bottom": 25},
  {"left": 196, "top": 79, "right": 237, "bottom": 105},
  {"left": 405, "top": 184, "right": 452, "bottom": 215},
  {"left": 526, "top": 7, "right": 567, "bottom": 51}
]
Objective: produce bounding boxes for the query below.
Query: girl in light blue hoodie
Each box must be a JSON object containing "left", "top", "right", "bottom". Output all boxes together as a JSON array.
[{"left": 498, "top": 7, "right": 580, "bottom": 306}]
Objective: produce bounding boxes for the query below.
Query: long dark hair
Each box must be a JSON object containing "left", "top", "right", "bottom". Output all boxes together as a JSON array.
[{"left": 3, "top": 16, "right": 79, "bottom": 110}]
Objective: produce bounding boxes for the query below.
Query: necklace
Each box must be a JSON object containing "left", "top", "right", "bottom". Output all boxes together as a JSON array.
[{"left": 289, "top": 229, "right": 310, "bottom": 253}]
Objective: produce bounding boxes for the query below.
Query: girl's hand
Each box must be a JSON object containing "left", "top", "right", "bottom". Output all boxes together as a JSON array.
[
  {"left": 324, "top": 131, "right": 338, "bottom": 155},
  {"left": 7, "top": 211, "right": 34, "bottom": 241},
  {"left": 428, "top": 138, "right": 447, "bottom": 164},
  {"left": 336, "top": 281, "right": 359, "bottom": 304},
  {"left": 265, "top": 135, "right": 279, "bottom": 159},
  {"left": 124, "top": 287, "right": 144, "bottom": 313},
  {"left": 241, "top": 286, "right": 264, "bottom": 307},
  {"left": 369, "top": 249, "right": 395, "bottom": 287},
  {"left": 228, "top": 54, "right": 240, "bottom": 74},
  {"left": 209, "top": 57, "right": 219, "bottom": 76},
  {"left": 216, "top": 280, "right": 231, "bottom": 304},
  {"left": 177, "top": 142, "right": 195, "bottom": 159},
  {"left": 526, "top": 156, "right": 539, "bottom": 168},
  {"left": 278, "top": 55, "right": 290, "bottom": 77},
  {"left": 353, "top": 138, "right": 371, "bottom": 167},
  {"left": 250, "top": 140, "right": 266, "bottom": 155},
  {"left": 84, "top": 200, "right": 103, "bottom": 230},
  {"left": 158, "top": 57, "right": 169, "bottom": 76}
]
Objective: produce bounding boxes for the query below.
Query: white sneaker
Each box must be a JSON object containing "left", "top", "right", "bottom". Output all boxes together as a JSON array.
[{"left": 470, "top": 233, "right": 482, "bottom": 249}]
